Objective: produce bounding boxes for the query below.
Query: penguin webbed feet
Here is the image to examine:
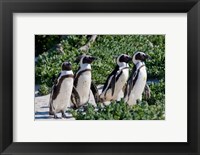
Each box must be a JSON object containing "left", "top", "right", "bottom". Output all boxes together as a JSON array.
[
  {"left": 99, "top": 97, "right": 105, "bottom": 103},
  {"left": 76, "top": 104, "right": 90, "bottom": 112},
  {"left": 61, "top": 110, "right": 72, "bottom": 119},
  {"left": 49, "top": 111, "right": 60, "bottom": 119},
  {"left": 62, "top": 113, "right": 69, "bottom": 119},
  {"left": 53, "top": 113, "right": 61, "bottom": 119},
  {"left": 115, "top": 100, "right": 121, "bottom": 104},
  {"left": 51, "top": 111, "right": 67, "bottom": 119}
]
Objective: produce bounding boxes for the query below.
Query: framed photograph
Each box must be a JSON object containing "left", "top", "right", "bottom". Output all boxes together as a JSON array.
[
  {"left": 34, "top": 34, "right": 165, "bottom": 121},
  {"left": 0, "top": 0, "right": 200, "bottom": 154}
]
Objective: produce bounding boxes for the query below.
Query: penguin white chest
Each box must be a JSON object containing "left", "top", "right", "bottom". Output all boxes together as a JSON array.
[
  {"left": 53, "top": 78, "right": 73, "bottom": 112},
  {"left": 128, "top": 67, "right": 147, "bottom": 105},
  {"left": 113, "top": 68, "right": 129, "bottom": 99},
  {"left": 76, "top": 71, "right": 91, "bottom": 105}
]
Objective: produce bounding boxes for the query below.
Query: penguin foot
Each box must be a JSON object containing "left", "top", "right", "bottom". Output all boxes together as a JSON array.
[
  {"left": 49, "top": 111, "right": 54, "bottom": 115},
  {"left": 62, "top": 113, "right": 70, "bottom": 119},
  {"left": 51, "top": 112, "right": 60, "bottom": 119},
  {"left": 78, "top": 105, "right": 87, "bottom": 112},
  {"left": 61, "top": 111, "right": 72, "bottom": 119},
  {"left": 54, "top": 114, "right": 61, "bottom": 119},
  {"left": 116, "top": 100, "right": 121, "bottom": 104}
]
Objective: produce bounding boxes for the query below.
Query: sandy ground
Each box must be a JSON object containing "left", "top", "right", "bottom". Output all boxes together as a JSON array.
[
  {"left": 35, "top": 78, "right": 154, "bottom": 120},
  {"left": 35, "top": 91, "right": 98, "bottom": 120},
  {"left": 35, "top": 85, "right": 103, "bottom": 120},
  {"left": 35, "top": 84, "right": 124, "bottom": 120}
]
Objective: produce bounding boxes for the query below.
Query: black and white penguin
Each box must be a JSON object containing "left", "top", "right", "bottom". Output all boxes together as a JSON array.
[
  {"left": 124, "top": 52, "right": 150, "bottom": 105},
  {"left": 100, "top": 54, "right": 132, "bottom": 102},
  {"left": 73, "top": 55, "right": 97, "bottom": 107},
  {"left": 49, "top": 61, "right": 74, "bottom": 118}
]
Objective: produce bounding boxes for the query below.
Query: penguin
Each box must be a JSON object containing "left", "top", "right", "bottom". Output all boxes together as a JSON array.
[
  {"left": 100, "top": 54, "right": 132, "bottom": 102},
  {"left": 49, "top": 61, "right": 74, "bottom": 118},
  {"left": 124, "top": 52, "right": 150, "bottom": 105},
  {"left": 73, "top": 55, "right": 97, "bottom": 107}
]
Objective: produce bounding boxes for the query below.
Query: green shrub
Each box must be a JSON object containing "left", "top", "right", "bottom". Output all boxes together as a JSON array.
[
  {"left": 35, "top": 35, "right": 165, "bottom": 88},
  {"left": 35, "top": 35, "right": 61, "bottom": 56},
  {"left": 35, "top": 35, "right": 165, "bottom": 120},
  {"left": 70, "top": 99, "right": 165, "bottom": 120},
  {"left": 38, "top": 84, "right": 51, "bottom": 95},
  {"left": 70, "top": 79, "right": 165, "bottom": 120}
]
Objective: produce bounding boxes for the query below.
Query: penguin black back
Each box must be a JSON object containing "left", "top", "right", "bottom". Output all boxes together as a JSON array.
[
  {"left": 100, "top": 54, "right": 131, "bottom": 100},
  {"left": 102, "top": 65, "right": 119, "bottom": 92}
]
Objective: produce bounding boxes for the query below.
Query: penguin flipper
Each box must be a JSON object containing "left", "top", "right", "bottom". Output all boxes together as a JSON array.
[
  {"left": 71, "top": 86, "right": 80, "bottom": 108},
  {"left": 111, "top": 75, "right": 116, "bottom": 96},
  {"left": 49, "top": 86, "right": 54, "bottom": 115},
  {"left": 49, "top": 99, "right": 54, "bottom": 115},
  {"left": 124, "top": 81, "right": 130, "bottom": 99},
  {"left": 144, "top": 83, "right": 151, "bottom": 99},
  {"left": 125, "top": 66, "right": 138, "bottom": 98},
  {"left": 90, "top": 81, "right": 100, "bottom": 103},
  {"left": 122, "top": 83, "right": 127, "bottom": 94},
  {"left": 102, "top": 65, "right": 119, "bottom": 93}
]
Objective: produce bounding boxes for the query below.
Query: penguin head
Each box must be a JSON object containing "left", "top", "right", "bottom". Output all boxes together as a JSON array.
[
  {"left": 61, "top": 61, "right": 72, "bottom": 71},
  {"left": 118, "top": 54, "right": 132, "bottom": 63},
  {"left": 117, "top": 54, "right": 132, "bottom": 67},
  {"left": 132, "top": 52, "right": 150, "bottom": 64},
  {"left": 82, "top": 56, "right": 97, "bottom": 64},
  {"left": 75, "top": 55, "right": 97, "bottom": 65}
]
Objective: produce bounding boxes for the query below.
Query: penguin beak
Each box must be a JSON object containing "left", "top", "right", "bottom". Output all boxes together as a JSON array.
[
  {"left": 142, "top": 54, "right": 151, "bottom": 61},
  {"left": 83, "top": 56, "right": 97, "bottom": 64},
  {"left": 89, "top": 56, "right": 97, "bottom": 62},
  {"left": 123, "top": 56, "right": 132, "bottom": 63},
  {"left": 145, "top": 54, "right": 151, "bottom": 60},
  {"left": 75, "top": 55, "right": 83, "bottom": 63},
  {"left": 127, "top": 56, "right": 132, "bottom": 62}
]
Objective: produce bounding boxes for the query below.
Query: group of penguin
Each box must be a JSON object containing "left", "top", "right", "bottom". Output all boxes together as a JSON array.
[{"left": 49, "top": 51, "right": 150, "bottom": 118}]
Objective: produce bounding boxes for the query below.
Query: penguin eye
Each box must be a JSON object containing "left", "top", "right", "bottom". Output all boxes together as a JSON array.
[
  {"left": 135, "top": 53, "right": 141, "bottom": 60},
  {"left": 119, "top": 55, "right": 125, "bottom": 62},
  {"left": 82, "top": 57, "right": 88, "bottom": 64}
]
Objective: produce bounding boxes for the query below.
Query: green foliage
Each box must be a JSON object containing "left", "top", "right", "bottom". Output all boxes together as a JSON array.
[
  {"left": 35, "top": 35, "right": 165, "bottom": 86},
  {"left": 38, "top": 84, "right": 51, "bottom": 95},
  {"left": 90, "top": 35, "right": 165, "bottom": 83},
  {"left": 146, "top": 79, "right": 165, "bottom": 105},
  {"left": 70, "top": 80, "right": 165, "bottom": 120},
  {"left": 70, "top": 100, "right": 165, "bottom": 120},
  {"left": 35, "top": 35, "right": 61, "bottom": 56},
  {"left": 35, "top": 35, "right": 165, "bottom": 120}
]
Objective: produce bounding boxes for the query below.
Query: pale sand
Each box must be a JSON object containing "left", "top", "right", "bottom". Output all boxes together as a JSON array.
[{"left": 35, "top": 85, "right": 123, "bottom": 120}]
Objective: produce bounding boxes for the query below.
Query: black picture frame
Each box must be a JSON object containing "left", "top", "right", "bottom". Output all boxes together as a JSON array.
[{"left": 0, "top": 0, "right": 200, "bottom": 154}]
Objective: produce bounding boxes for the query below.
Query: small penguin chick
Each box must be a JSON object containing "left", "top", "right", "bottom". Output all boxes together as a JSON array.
[
  {"left": 49, "top": 61, "right": 74, "bottom": 119},
  {"left": 73, "top": 55, "right": 97, "bottom": 107},
  {"left": 100, "top": 54, "right": 132, "bottom": 103},
  {"left": 124, "top": 51, "right": 150, "bottom": 105}
]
